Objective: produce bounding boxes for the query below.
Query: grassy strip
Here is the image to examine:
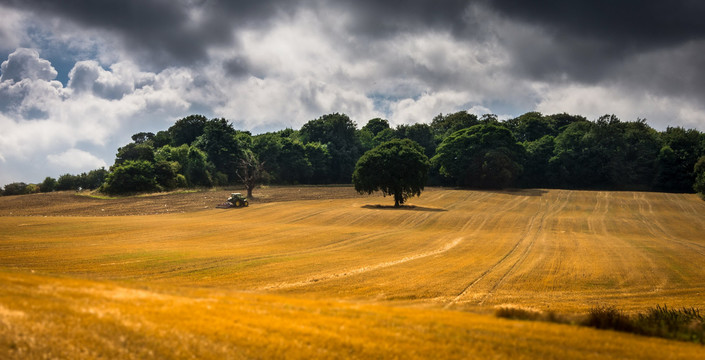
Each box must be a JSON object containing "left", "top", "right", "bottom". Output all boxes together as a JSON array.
[
  {"left": 496, "top": 305, "right": 705, "bottom": 344},
  {"left": 75, "top": 188, "right": 204, "bottom": 199},
  {"left": 586, "top": 305, "right": 705, "bottom": 344}
]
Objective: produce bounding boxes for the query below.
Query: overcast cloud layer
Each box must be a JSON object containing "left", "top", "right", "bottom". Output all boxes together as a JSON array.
[{"left": 1, "top": 0, "right": 705, "bottom": 185}]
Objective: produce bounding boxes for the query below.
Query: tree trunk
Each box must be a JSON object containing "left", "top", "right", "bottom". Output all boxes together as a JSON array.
[
  {"left": 394, "top": 192, "right": 402, "bottom": 207},
  {"left": 246, "top": 186, "right": 253, "bottom": 199}
]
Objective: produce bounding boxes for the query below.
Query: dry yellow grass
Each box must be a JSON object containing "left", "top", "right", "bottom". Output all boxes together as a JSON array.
[{"left": 1, "top": 188, "right": 705, "bottom": 358}]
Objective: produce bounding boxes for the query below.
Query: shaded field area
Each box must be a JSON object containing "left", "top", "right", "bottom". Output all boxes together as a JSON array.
[
  {"left": 1, "top": 187, "right": 705, "bottom": 358},
  {"left": 0, "top": 186, "right": 379, "bottom": 216}
]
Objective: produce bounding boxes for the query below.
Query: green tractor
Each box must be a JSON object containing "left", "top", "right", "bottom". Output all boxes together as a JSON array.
[{"left": 216, "top": 193, "right": 249, "bottom": 208}]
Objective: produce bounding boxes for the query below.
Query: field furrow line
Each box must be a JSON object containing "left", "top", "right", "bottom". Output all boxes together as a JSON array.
[
  {"left": 635, "top": 193, "right": 705, "bottom": 256},
  {"left": 443, "top": 193, "right": 562, "bottom": 308},
  {"left": 477, "top": 191, "right": 573, "bottom": 305},
  {"left": 256, "top": 236, "right": 465, "bottom": 291}
]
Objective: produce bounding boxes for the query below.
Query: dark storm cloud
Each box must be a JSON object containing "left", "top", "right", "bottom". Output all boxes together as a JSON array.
[
  {"left": 1, "top": 0, "right": 301, "bottom": 68},
  {"left": 485, "top": 0, "right": 705, "bottom": 86},
  {"left": 489, "top": 0, "right": 705, "bottom": 48},
  {"left": 332, "top": 0, "right": 476, "bottom": 37}
]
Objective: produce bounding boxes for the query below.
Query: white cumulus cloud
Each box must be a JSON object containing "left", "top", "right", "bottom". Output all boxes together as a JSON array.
[{"left": 47, "top": 148, "right": 107, "bottom": 172}]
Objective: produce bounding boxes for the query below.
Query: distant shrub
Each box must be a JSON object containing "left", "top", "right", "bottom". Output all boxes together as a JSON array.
[
  {"left": 40, "top": 176, "right": 57, "bottom": 192},
  {"left": 694, "top": 156, "right": 705, "bottom": 198},
  {"left": 175, "top": 174, "right": 188, "bottom": 188},
  {"left": 25, "top": 184, "right": 41, "bottom": 194},
  {"left": 495, "top": 305, "right": 566, "bottom": 325},
  {"left": 2, "top": 182, "right": 28, "bottom": 196},
  {"left": 585, "top": 305, "right": 634, "bottom": 332},
  {"left": 102, "top": 160, "right": 157, "bottom": 194},
  {"left": 634, "top": 305, "right": 704, "bottom": 344},
  {"left": 584, "top": 304, "right": 704, "bottom": 344},
  {"left": 495, "top": 306, "right": 543, "bottom": 321}
]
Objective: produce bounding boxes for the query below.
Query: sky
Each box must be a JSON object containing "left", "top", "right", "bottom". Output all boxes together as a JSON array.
[{"left": 1, "top": 0, "right": 705, "bottom": 185}]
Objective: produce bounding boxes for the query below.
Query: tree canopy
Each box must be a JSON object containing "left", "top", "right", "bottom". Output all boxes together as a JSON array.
[
  {"left": 353, "top": 139, "right": 430, "bottom": 207},
  {"left": 5, "top": 111, "right": 705, "bottom": 199},
  {"left": 432, "top": 124, "right": 525, "bottom": 188}
]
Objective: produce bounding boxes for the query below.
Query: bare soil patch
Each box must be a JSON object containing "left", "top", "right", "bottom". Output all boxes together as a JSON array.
[{"left": 0, "top": 186, "right": 379, "bottom": 216}]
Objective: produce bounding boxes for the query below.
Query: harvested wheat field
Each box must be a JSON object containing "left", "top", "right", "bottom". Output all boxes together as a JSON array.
[{"left": 1, "top": 187, "right": 705, "bottom": 359}]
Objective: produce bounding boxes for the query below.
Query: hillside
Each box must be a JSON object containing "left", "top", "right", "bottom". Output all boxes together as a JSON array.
[{"left": 1, "top": 188, "right": 704, "bottom": 359}]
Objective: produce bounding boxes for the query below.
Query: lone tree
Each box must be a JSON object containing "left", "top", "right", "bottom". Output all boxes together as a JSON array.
[
  {"left": 694, "top": 156, "right": 705, "bottom": 198},
  {"left": 353, "top": 139, "right": 430, "bottom": 207},
  {"left": 236, "top": 150, "right": 267, "bottom": 199}
]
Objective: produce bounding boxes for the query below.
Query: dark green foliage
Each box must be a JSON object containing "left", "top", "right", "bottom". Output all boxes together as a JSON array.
[
  {"left": 547, "top": 115, "right": 661, "bottom": 190},
  {"left": 51, "top": 169, "right": 108, "bottom": 191},
  {"left": 521, "top": 135, "right": 555, "bottom": 188},
  {"left": 156, "top": 143, "right": 212, "bottom": 187},
  {"left": 154, "top": 161, "right": 180, "bottom": 190},
  {"left": 505, "top": 112, "right": 552, "bottom": 142},
  {"left": 81, "top": 168, "right": 109, "bottom": 190},
  {"left": 194, "top": 118, "right": 248, "bottom": 183},
  {"left": 547, "top": 113, "right": 589, "bottom": 132},
  {"left": 152, "top": 130, "right": 172, "bottom": 148},
  {"left": 305, "top": 142, "right": 331, "bottom": 184},
  {"left": 395, "top": 123, "right": 436, "bottom": 158},
  {"left": 655, "top": 127, "right": 703, "bottom": 192},
  {"left": 694, "top": 156, "right": 705, "bottom": 196},
  {"left": 2, "top": 182, "right": 28, "bottom": 196},
  {"left": 13, "top": 111, "right": 705, "bottom": 195},
  {"left": 430, "top": 111, "right": 479, "bottom": 139},
  {"left": 40, "top": 177, "right": 57, "bottom": 192},
  {"left": 131, "top": 132, "right": 154, "bottom": 144},
  {"left": 56, "top": 173, "right": 80, "bottom": 191},
  {"left": 184, "top": 146, "right": 214, "bottom": 187},
  {"left": 115, "top": 142, "right": 155, "bottom": 165},
  {"left": 353, "top": 139, "right": 429, "bottom": 207},
  {"left": 362, "top": 118, "right": 390, "bottom": 136},
  {"left": 619, "top": 120, "right": 662, "bottom": 189},
  {"left": 102, "top": 160, "right": 157, "bottom": 194},
  {"left": 432, "top": 124, "right": 524, "bottom": 188},
  {"left": 357, "top": 128, "right": 376, "bottom": 153},
  {"left": 373, "top": 128, "right": 395, "bottom": 144},
  {"left": 168, "top": 114, "right": 207, "bottom": 146},
  {"left": 550, "top": 120, "right": 604, "bottom": 188},
  {"left": 300, "top": 113, "right": 361, "bottom": 183},
  {"left": 278, "top": 138, "right": 311, "bottom": 184},
  {"left": 252, "top": 132, "right": 283, "bottom": 181}
]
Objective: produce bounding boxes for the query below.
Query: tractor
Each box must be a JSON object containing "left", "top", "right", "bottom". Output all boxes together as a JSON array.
[{"left": 216, "top": 193, "right": 249, "bottom": 208}]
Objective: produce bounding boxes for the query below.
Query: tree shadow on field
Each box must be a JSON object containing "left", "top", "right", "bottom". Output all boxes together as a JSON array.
[
  {"left": 479, "top": 188, "right": 548, "bottom": 197},
  {"left": 361, "top": 204, "right": 447, "bottom": 212}
]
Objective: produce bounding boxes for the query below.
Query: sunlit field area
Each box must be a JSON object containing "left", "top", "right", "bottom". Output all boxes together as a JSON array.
[{"left": 1, "top": 187, "right": 705, "bottom": 359}]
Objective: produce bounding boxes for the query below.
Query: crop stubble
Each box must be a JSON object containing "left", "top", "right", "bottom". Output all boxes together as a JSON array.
[{"left": 1, "top": 187, "right": 705, "bottom": 359}]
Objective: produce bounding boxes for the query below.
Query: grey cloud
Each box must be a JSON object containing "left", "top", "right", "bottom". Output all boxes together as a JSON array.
[
  {"left": 68, "top": 60, "right": 156, "bottom": 99},
  {"left": 0, "top": 48, "right": 57, "bottom": 82},
  {"left": 331, "top": 0, "right": 477, "bottom": 38},
  {"left": 67, "top": 61, "right": 100, "bottom": 93},
  {"left": 223, "top": 56, "right": 251, "bottom": 78},
  {"left": 0, "top": 48, "right": 62, "bottom": 118},
  {"left": 613, "top": 40, "right": 705, "bottom": 100}
]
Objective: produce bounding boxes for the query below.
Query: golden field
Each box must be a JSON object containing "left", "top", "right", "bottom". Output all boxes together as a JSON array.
[{"left": 1, "top": 187, "right": 705, "bottom": 359}]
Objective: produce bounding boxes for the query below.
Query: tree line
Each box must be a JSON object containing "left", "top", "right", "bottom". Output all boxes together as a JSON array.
[{"left": 3, "top": 111, "right": 705, "bottom": 198}]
